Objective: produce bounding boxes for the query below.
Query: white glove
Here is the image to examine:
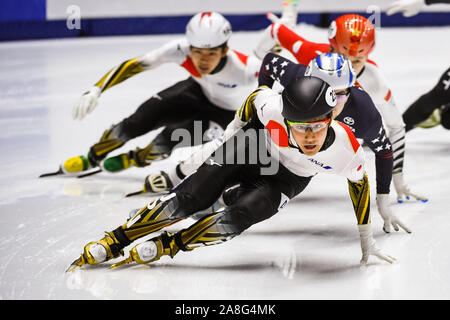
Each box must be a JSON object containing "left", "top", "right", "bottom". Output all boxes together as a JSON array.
[
  {"left": 386, "top": 0, "right": 426, "bottom": 17},
  {"left": 253, "top": 24, "right": 280, "bottom": 60},
  {"left": 358, "top": 224, "right": 396, "bottom": 266},
  {"left": 255, "top": 0, "right": 298, "bottom": 59},
  {"left": 376, "top": 194, "right": 412, "bottom": 233},
  {"left": 392, "top": 172, "right": 428, "bottom": 203},
  {"left": 72, "top": 86, "right": 101, "bottom": 120},
  {"left": 267, "top": 0, "right": 299, "bottom": 29}
]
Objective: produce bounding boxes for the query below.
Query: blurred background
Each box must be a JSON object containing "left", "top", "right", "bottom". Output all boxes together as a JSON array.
[{"left": 1, "top": 0, "right": 450, "bottom": 42}]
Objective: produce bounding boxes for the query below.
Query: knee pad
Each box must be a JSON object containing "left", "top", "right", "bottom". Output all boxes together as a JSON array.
[{"left": 226, "top": 192, "right": 277, "bottom": 232}]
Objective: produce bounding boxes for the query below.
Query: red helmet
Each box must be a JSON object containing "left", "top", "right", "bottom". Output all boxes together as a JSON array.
[{"left": 328, "top": 14, "right": 375, "bottom": 57}]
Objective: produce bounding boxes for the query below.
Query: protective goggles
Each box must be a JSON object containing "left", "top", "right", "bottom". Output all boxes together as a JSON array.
[
  {"left": 336, "top": 91, "right": 350, "bottom": 104},
  {"left": 286, "top": 118, "right": 331, "bottom": 133}
]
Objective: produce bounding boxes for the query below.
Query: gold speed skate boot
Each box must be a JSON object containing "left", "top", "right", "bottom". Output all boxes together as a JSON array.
[
  {"left": 62, "top": 155, "right": 93, "bottom": 174},
  {"left": 63, "top": 123, "right": 128, "bottom": 174},
  {"left": 40, "top": 154, "right": 95, "bottom": 178},
  {"left": 125, "top": 171, "right": 174, "bottom": 197},
  {"left": 102, "top": 141, "right": 170, "bottom": 173},
  {"left": 111, "top": 231, "right": 178, "bottom": 269},
  {"left": 67, "top": 231, "right": 125, "bottom": 272}
]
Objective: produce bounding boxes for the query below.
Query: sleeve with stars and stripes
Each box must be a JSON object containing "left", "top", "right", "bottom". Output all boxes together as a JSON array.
[
  {"left": 346, "top": 88, "right": 394, "bottom": 195},
  {"left": 361, "top": 119, "right": 394, "bottom": 195},
  {"left": 258, "top": 52, "right": 305, "bottom": 89}
]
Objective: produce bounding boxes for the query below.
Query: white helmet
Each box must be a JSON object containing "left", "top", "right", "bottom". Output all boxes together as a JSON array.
[
  {"left": 186, "top": 12, "right": 232, "bottom": 48},
  {"left": 304, "top": 52, "right": 356, "bottom": 90}
]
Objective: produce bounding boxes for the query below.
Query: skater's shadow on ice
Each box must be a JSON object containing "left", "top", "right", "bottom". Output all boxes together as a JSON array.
[
  {"left": 121, "top": 252, "right": 362, "bottom": 280},
  {"left": 288, "top": 194, "right": 347, "bottom": 204},
  {"left": 66, "top": 253, "right": 364, "bottom": 299},
  {"left": 281, "top": 254, "right": 361, "bottom": 277},
  {"left": 247, "top": 226, "right": 353, "bottom": 238},
  {"left": 246, "top": 226, "right": 360, "bottom": 244},
  {"left": 74, "top": 173, "right": 144, "bottom": 183},
  {"left": 151, "top": 262, "right": 271, "bottom": 272}
]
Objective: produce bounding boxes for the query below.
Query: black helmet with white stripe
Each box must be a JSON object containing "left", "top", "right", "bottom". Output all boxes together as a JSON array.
[{"left": 281, "top": 76, "right": 337, "bottom": 122}]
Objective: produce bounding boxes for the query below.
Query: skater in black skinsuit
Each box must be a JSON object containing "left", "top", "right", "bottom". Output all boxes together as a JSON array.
[{"left": 402, "top": 67, "right": 450, "bottom": 132}]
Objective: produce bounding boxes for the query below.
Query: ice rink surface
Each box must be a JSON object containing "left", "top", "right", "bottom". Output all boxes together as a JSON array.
[{"left": 0, "top": 23, "right": 449, "bottom": 300}]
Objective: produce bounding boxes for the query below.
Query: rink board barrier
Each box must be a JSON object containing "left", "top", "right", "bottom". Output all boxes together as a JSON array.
[{"left": 1, "top": 0, "right": 450, "bottom": 41}]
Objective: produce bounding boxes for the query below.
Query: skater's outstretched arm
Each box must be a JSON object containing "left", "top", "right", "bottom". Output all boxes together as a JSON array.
[{"left": 72, "top": 39, "right": 187, "bottom": 120}]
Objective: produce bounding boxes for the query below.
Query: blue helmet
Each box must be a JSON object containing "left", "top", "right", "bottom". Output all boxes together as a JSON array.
[{"left": 305, "top": 52, "right": 356, "bottom": 90}]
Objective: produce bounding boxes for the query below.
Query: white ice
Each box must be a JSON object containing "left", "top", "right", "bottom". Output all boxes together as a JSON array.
[{"left": 0, "top": 24, "right": 449, "bottom": 300}]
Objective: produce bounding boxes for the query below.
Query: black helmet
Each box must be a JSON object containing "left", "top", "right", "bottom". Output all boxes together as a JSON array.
[{"left": 281, "top": 76, "right": 337, "bottom": 122}]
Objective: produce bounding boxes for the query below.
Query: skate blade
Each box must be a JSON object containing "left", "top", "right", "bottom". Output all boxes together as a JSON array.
[
  {"left": 39, "top": 167, "right": 63, "bottom": 178},
  {"left": 125, "top": 189, "right": 145, "bottom": 198},
  {"left": 39, "top": 167, "right": 101, "bottom": 179},
  {"left": 66, "top": 255, "right": 86, "bottom": 273},
  {"left": 110, "top": 256, "right": 133, "bottom": 269},
  {"left": 77, "top": 168, "right": 102, "bottom": 178}
]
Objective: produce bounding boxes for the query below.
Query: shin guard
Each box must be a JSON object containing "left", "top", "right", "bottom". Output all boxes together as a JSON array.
[
  {"left": 120, "top": 193, "right": 188, "bottom": 242},
  {"left": 89, "top": 125, "right": 128, "bottom": 163},
  {"left": 173, "top": 209, "right": 241, "bottom": 252}
]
